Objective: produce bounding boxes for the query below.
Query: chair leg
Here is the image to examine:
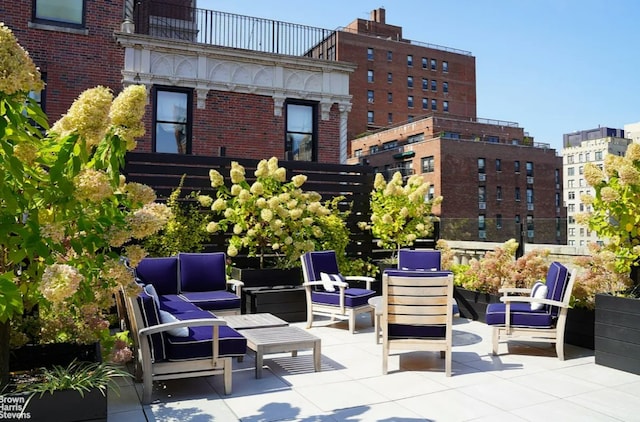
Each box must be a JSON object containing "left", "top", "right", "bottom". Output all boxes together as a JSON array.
[
  {"left": 445, "top": 349, "right": 451, "bottom": 377},
  {"left": 556, "top": 340, "right": 565, "bottom": 361},
  {"left": 142, "top": 373, "right": 152, "bottom": 405},
  {"left": 491, "top": 326, "right": 499, "bottom": 355},
  {"left": 349, "top": 311, "right": 356, "bottom": 334},
  {"left": 223, "top": 358, "right": 232, "bottom": 394},
  {"left": 382, "top": 345, "right": 388, "bottom": 374},
  {"left": 306, "top": 309, "right": 314, "bottom": 329}
]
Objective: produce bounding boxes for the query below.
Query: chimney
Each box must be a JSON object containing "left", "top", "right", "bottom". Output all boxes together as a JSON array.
[{"left": 371, "top": 8, "right": 386, "bottom": 24}]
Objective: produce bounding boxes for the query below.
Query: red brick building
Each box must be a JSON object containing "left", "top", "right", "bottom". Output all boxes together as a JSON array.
[
  {"left": 348, "top": 116, "right": 566, "bottom": 244},
  {"left": 334, "top": 8, "right": 477, "bottom": 147},
  {"left": 3, "top": 0, "right": 353, "bottom": 163}
]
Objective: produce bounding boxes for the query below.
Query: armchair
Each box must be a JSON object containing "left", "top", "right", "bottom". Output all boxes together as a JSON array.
[
  {"left": 300, "top": 250, "right": 377, "bottom": 333},
  {"left": 485, "top": 261, "right": 577, "bottom": 360},
  {"left": 382, "top": 269, "right": 454, "bottom": 376}
]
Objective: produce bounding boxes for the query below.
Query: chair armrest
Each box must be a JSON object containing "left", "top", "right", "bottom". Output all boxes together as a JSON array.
[
  {"left": 139, "top": 318, "right": 226, "bottom": 337},
  {"left": 500, "top": 296, "right": 569, "bottom": 309},
  {"left": 303, "top": 280, "right": 349, "bottom": 289},
  {"left": 226, "top": 278, "right": 244, "bottom": 294},
  {"left": 498, "top": 287, "right": 532, "bottom": 295},
  {"left": 344, "top": 275, "right": 376, "bottom": 290}
]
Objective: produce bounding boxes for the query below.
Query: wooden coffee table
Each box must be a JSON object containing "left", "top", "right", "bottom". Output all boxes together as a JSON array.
[
  {"left": 239, "top": 326, "right": 321, "bottom": 378},
  {"left": 223, "top": 313, "right": 289, "bottom": 330}
]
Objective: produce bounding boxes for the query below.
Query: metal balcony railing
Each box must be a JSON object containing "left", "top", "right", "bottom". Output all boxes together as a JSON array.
[{"left": 133, "top": 1, "right": 338, "bottom": 60}]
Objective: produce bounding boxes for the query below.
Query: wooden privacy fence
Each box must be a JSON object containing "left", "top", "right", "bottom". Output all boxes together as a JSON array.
[{"left": 123, "top": 152, "right": 375, "bottom": 260}]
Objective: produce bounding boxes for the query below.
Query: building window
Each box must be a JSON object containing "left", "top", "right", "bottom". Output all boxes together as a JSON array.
[
  {"left": 568, "top": 179, "right": 575, "bottom": 188},
  {"left": 387, "top": 72, "right": 392, "bottom": 83},
  {"left": 367, "top": 110, "right": 374, "bottom": 124},
  {"left": 431, "top": 99, "right": 437, "bottom": 110},
  {"left": 153, "top": 87, "right": 191, "bottom": 154},
  {"left": 478, "top": 186, "right": 486, "bottom": 202},
  {"left": 478, "top": 215, "right": 486, "bottom": 238},
  {"left": 527, "top": 188, "right": 534, "bottom": 204},
  {"left": 430, "top": 59, "right": 437, "bottom": 70},
  {"left": 527, "top": 215, "right": 534, "bottom": 238},
  {"left": 367, "top": 70, "right": 374, "bottom": 83},
  {"left": 286, "top": 102, "right": 316, "bottom": 161},
  {"left": 567, "top": 155, "right": 574, "bottom": 164},
  {"left": 428, "top": 185, "right": 435, "bottom": 200},
  {"left": 555, "top": 192, "right": 561, "bottom": 207},
  {"left": 422, "top": 98, "right": 428, "bottom": 109},
  {"left": 579, "top": 165, "right": 584, "bottom": 175},
  {"left": 422, "top": 78, "right": 428, "bottom": 90},
  {"left": 387, "top": 50, "right": 393, "bottom": 61},
  {"left": 422, "top": 57, "right": 428, "bottom": 69},
  {"left": 568, "top": 191, "right": 575, "bottom": 200},
  {"left": 367, "top": 90, "right": 374, "bottom": 103},
  {"left": 408, "top": 133, "right": 424, "bottom": 143},
  {"left": 443, "top": 101, "right": 449, "bottom": 112},
  {"left": 367, "top": 47, "right": 374, "bottom": 60},
  {"left": 407, "top": 76, "right": 414, "bottom": 88},
  {"left": 496, "top": 214, "right": 502, "bottom": 229},
  {"left": 387, "top": 112, "right": 393, "bottom": 124},
  {"left": 431, "top": 80, "right": 437, "bottom": 91},
  {"left": 515, "top": 187, "right": 521, "bottom": 201},
  {"left": 422, "top": 156, "right": 435, "bottom": 173},
  {"left": 567, "top": 167, "right": 575, "bottom": 176},
  {"left": 382, "top": 140, "right": 398, "bottom": 150},
  {"left": 495, "top": 159, "right": 502, "bottom": 172},
  {"left": 496, "top": 186, "right": 502, "bottom": 201},
  {"left": 408, "top": 96, "right": 414, "bottom": 108},
  {"left": 514, "top": 160, "right": 520, "bottom": 173},
  {"left": 407, "top": 55, "right": 413, "bottom": 67},
  {"left": 443, "top": 61, "right": 449, "bottom": 72},
  {"left": 515, "top": 214, "right": 520, "bottom": 225},
  {"left": 34, "top": 0, "right": 85, "bottom": 27},
  {"left": 408, "top": 115, "right": 414, "bottom": 122},
  {"left": 443, "top": 81, "right": 449, "bottom": 93},
  {"left": 568, "top": 203, "right": 575, "bottom": 212},
  {"left": 478, "top": 157, "right": 486, "bottom": 173},
  {"left": 595, "top": 150, "right": 603, "bottom": 160},
  {"left": 370, "top": 145, "right": 379, "bottom": 154},
  {"left": 387, "top": 92, "right": 393, "bottom": 103}
]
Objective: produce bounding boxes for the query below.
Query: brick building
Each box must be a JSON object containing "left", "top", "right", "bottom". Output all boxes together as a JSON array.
[
  {"left": 3, "top": 0, "right": 354, "bottom": 163},
  {"left": 333, "top": 8, "right": 477, "bottom": 147},
  {"left": 348, "top": 116, "right": 566, "bottom": 244}
]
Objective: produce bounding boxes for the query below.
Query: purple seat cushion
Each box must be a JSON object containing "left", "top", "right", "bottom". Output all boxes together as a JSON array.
[
  {"left": 179, "top": 291, "right": 241, "bottom": 311},
  {"left": 159, "top": 296, "right": 202, "bottom": 314},
  {"left": 397, "top": 249, "right": 442, "bottom": 271},
  {"left": 485, "top": 302, "right": 553, "bottom": 327},
  {"left": 135, "top": 291, "right": 166, "bottom": 361},
  {"left": 179, "top": 252, "right": 227, "bottom": 292},
  {"left": 388, "top": 324, "right": 446, "bottom": 339},
  {"left": 136, "top": 257, "right": 179, "bottom": 295},
  {"left": 311, "top": 288, "right": 376, "bottom": 308},
  {"left": 164, "top": 310, "right": 246, "bottom": 360}
]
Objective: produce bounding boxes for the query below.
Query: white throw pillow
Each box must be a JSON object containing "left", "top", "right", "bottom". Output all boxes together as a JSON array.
[
  {"left": 159, "top": 310, "right": 189, "bottom": 337},
  {"left": 144, "top": 284, "right": 160, "bottom": 309},
  {"left": 319, "top": 272, "right": 344, "bottom": 292},
  {"left": 530, "top": 281, "right": 548, "bottom": 311}
]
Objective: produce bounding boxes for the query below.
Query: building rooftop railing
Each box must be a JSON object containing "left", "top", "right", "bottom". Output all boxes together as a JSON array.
[{"left": 133, "top": 1, "right": 338, "bottom": 60}]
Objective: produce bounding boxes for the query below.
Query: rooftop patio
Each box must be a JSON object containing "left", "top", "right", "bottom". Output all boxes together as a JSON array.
[{"left": 108, "top": 314, "right": 640, "bottom": 421}]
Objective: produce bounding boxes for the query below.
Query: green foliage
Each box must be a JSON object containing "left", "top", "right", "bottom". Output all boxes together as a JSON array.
[
  {"left": 359, "top": 172, "right": 442, "bottom": 252},
  {"left": 580, "top": 144, "right": 640, "bottom": 277},
  {"left": 143, "top": 176, "right": 209, "bottom": 256},
  {"left": 14, "top": 359, "right": 131, "bottom": 397}
]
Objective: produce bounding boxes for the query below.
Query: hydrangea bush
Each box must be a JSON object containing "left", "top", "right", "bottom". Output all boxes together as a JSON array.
[
  {"left": 0, "top": 23, "right": 170, "bottom": 386},
  {"left": 198, "top": 157, "right": 333, "bottom": 269},
  {"left": 359, "top": 172, "right": 442, "bottom": 253}
]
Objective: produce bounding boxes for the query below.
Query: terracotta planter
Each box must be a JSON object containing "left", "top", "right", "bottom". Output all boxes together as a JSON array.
[
  {"left": 595, "top": 294, "right": 640, "bottom": 375},
  {"left": 2, "top": 388, "right": 107, "bottom": 422}
]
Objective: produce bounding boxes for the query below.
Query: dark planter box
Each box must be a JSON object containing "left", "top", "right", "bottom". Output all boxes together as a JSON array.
[
  {"left": 243, "top": 286, "right": 306, "bottom": 322},
  {"left": 9, "top": 342, "right": 101, "bottom": 371},
  {"left": 595, "top": 294, "right": 640, "bottom": 375},
  {"left": 230, "top": 267, "right": 302, "bottom": 288},
  {"left": 455, "top": 288, "right": 501, "bottom": 323},
  {"left": 3, "top": 388, "right": 107, "bottom": 422},
  {"left": 565, "top": 307, "right": 595, "bottom": 350}
]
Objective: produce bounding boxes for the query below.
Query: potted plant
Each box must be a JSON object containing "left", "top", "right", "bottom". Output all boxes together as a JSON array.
[
  {"left": 358, "top": 171, "right": 442, "bottom": 268},
  {"left": 198, "top": 157, "right": 334, "bottom": 287},
  {"left": 3, "top": 359, "right": 131, "bottom": 422},
  {"left": 0, "top": 24, "right": 170, "bottom": 389},
  {"left": 577, "top": 145, "right": 640, "bottom": 373}
]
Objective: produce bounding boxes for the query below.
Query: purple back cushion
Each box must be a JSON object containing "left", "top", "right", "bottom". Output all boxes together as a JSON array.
[
  {"left": 136, "top": 257, "right": 179, "bottom": 295},
  {"left": 303, "top": 251, "right": 340, "bottom": 282},
  {"left": 398, "top": 249, "right": 441, "bottom": 271},
  {"left": 179, "top": 253, "right": 227, "bottom": 292}
]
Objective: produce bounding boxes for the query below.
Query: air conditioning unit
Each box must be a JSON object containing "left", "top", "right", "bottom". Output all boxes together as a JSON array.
[
  {"left": 367, "top": 98, "right": 374, "bottom": 103},
  {"left": 527, "top": 176, "right": 534, "bottom": 184},
  {"left": 527, "top": 203, "right": 534, "bottom": 211},
  {"left": 478, "top": 230, "right": 487, "bottom": 239},
  {"left": 478, "top": 173, "right": 486, "bottom": 181},
  {"left": 479, "top": 202, "right": 486, "bottom": 209}
]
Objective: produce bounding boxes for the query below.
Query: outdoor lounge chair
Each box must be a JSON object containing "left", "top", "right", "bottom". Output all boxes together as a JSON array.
[
  {"left": 382, "top": 269, "right": 454, "bottom": 376},
  {"left": 485, "top": 261, "right": 577, "bottom": 360},
  {"left": 300, "top": 250, "right": 377, "bottom": 333}
]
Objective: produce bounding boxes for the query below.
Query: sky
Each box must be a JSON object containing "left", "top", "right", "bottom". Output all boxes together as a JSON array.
[{"left": 198, "top": 0, "right": 640, "bottom": 152}]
